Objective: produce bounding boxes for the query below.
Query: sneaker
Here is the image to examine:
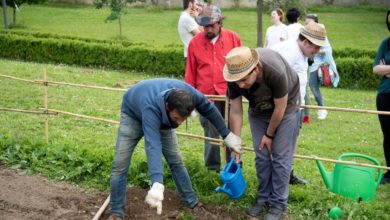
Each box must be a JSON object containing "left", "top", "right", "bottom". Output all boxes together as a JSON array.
[
  {"left": 107, "top": 215, "right": 123, "bottom": 220},
  {"left": 289, "top": 170, "right": 307, "bottom": 185},
  {"left": 380, "top": 175, "right": 390, "bottom": 184},
  {"left": 246, "top": 201, "right": 267, "bottom": 217},
  {"left": 317, "top": 109, "right": 328, "bottom": 120},
  {"left": 303, "top": 116, "right": 310, "bottom": 124},
  {"left": 263, "top": 206, "right": 287, "bottom": 220}
]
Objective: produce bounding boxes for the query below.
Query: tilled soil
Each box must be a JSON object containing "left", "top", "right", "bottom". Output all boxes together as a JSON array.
[{"left": 0, "top": 164, "right": 246, "bottom": 220}]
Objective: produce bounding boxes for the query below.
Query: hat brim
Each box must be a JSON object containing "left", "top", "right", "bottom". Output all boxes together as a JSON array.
[
  {"left": 301, "top": 32, "right": 328, "bottom": 47},
  {"left": 196, "top": 17, "right": 220, "bottom": 26},
  {"left": 223, "top": 49, "right": 259, "bottom": 82}
]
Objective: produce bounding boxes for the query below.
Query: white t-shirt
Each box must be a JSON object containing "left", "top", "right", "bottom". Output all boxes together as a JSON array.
[
  {"left": 287, "top": 23, "right": 304, "bottom": 40},
  {"left": 271, "top": 39, "right": 308, "bottom": 104},
  {"left": 265, "top": 23, "right": 288, "bottom": 48},
  {"left": 178, "top": 11, "right": 199, "bottom": 58}
]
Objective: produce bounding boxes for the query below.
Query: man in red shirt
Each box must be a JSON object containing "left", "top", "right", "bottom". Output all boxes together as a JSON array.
[{"left": 185, "top": 4, "right": 242, "bottom": 172}]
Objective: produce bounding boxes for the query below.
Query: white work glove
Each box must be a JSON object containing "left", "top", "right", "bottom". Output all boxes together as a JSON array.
[
  {"left": 223, "top": 132, "right": 242, "bottom": 154},
  {"left": 145, "top": 182, "right": 164, "bottom": 215}
]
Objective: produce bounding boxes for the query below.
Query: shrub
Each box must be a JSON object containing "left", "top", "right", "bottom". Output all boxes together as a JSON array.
[
  {"left": 0, "top": 30, "right": 380, "bottom": 89},
  {"left": 0, "top": 31, "right": 185, "bottom": 77},
  {"left": 335, "top": 57, "right": 379, "bottom": 90},
  {"left": 333, "top": 47, "right": 377, "bottom": 59}
]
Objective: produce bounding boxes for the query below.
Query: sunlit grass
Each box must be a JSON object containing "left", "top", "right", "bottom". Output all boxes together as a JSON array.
[{"left": 0, "top": 4, "right": 386, "bottom": 49}]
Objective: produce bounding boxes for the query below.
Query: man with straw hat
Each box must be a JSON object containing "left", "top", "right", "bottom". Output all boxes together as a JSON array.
[
  {"left": 224, "top": 47, "right": 301, "bottom": 219},
  {"left": 185, "top": 4, "right": 242, "bottom": 172},
  {"left": 271, "top": 21, "right": 328, "bottom": 185}
]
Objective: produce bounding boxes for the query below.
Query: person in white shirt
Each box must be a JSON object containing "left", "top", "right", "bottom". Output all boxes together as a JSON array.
[
  {"left": 286, "top": 8, "right": 303, "bottom": 40},
  {"left": 264, "top": 8, "right": 288, "bottom": 48},
  {"left": 271, "top": 22, "right": 328, "bottom": 185},
  {"left": 178, "top": 0, "right": 203, "bottom": 59}
]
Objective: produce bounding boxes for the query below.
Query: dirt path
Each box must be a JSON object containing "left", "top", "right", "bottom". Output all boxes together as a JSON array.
[{"left": 0, "top": 164, "right": 246, "bottom": 220}]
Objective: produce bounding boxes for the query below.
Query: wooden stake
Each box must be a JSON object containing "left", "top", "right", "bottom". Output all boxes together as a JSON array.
[
  {"left": 34, "top": 79, "right": 127, "bottom": 92},
  {"left": 0, "top": 108, "right": 56, "bottom": 115},
  {"left": 44, "top": 108, "right": 120, "bottom": 125},
  {"left": 39, "top": 108, "right": 390, "bottom": 171},
  {"left": 240, "top": 146, "right": 390, "bottom": 170},
  {"left": 223, "top": 96, "right": 230, "bottom": 163},
  {"left": 0, "top": 74, "right": 37, "bottom": 83},
  {"left": 92, "top": 195, "right": 110, "bottom": 220},
  {"left": 43, "top": 69, "right": 49, "bottom": 144},
  {"left": 302, "top": 105, "right": 390, "bottom": 116}
]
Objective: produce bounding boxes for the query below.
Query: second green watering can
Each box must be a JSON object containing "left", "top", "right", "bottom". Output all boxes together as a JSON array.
[{"left": 316, "top": 153, "right": 382, "bottom": 202}]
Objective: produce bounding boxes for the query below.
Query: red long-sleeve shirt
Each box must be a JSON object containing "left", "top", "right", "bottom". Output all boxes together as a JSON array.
[{"left": 185, "top": 29, "right": 242, "bottom": 95}]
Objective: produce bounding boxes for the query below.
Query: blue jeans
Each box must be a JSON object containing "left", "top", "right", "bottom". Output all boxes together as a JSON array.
[
  {"left": 249, "top": 110, "right": 300, "bottom": 208},
  {"left": 309, "top": 70, "right": 324, "bottom": 106},
  {"left": 109, "top": 113, "right": 198, "bottom": 218}
]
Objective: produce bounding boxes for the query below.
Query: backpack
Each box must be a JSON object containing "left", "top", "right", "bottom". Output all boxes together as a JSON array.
[{"left": 317, "top": 64, "right": 335, "bottom": 87}]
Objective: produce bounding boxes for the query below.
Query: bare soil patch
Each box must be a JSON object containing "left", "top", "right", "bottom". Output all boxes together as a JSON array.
[{"left": 0, "top": 164, "right": 246, "bottom": 220}]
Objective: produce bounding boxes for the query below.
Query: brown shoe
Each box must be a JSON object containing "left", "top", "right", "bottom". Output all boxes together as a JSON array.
[{"left": 108, "top": 214, "right": 123, "bottom": 220}]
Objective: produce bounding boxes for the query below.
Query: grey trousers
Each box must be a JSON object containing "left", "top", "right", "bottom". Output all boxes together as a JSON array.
[{"left": 249, "top": 110, "right": 300, "bottom": 208}]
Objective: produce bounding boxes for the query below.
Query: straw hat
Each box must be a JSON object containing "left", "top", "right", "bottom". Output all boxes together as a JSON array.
[
  {"left": 223, "top": 47, "right": 259, "bottom": 82},
  {"left": 300, "top": 21, "right": 327, "bottom": 46}
]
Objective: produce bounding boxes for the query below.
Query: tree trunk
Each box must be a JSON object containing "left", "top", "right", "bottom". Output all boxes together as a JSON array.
[
  {"left": 2, "top": 0, "right": 7, "bottom": 29},
  {"left": 13, "top": 7, "right": 16, "bottom": 25},
  {"left": 256, "top": 0, "right": 263, "bottom": 47},
  {"left": 118, "top": 16, "right": 122, "bottom": 37}
]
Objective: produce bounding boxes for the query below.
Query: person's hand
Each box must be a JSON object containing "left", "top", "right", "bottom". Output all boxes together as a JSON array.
[
  {"left": 224, "top": 132, "right": 242, "bottom": 153},
  {"left": 145, "top": 182, "right": 164, "bottom": 215},
  {"left": 259, "top": 134, "right": 273, "bottom": 161},
  {"left": 231, "top": 151, "right": 241, "bottom": 163}
]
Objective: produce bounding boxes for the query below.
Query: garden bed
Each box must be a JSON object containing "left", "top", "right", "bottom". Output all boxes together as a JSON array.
[{"left": 0, "top": 163, "right": 244, "bottom": 219}]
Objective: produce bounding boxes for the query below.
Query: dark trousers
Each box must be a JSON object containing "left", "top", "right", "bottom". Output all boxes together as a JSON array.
[
  {"left": 199, "top": 100, "right": 231, "bottom": 171},
  {"left": 377, "top": 93, "right": 390, "bottom": 177}
]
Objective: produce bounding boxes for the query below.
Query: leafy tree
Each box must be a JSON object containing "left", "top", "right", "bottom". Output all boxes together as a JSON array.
[
  {"left": 1, "top": 0, "right": 45, "bottom": 27},
  {"left": 94, "top": 0, "right": 145, "bottom": 38},
  {"left": 263, "top": 0, "right": 306, "bottom": 20}
]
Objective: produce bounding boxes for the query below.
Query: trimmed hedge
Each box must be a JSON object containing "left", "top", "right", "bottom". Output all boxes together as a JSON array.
[
  {"left": 333, "top": 47, "right": 377, "bottom": 59},
  {"left": 0, "top": 31, "right": 185, "bottom": 77},
  {"left": 335, "top": 57, "right": 379, "bottom": 89},
  {"left": 0, "top": 30, "right": 381, "bottom": 89}
]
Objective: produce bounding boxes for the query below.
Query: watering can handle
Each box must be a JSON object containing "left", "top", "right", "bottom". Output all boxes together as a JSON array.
[
  {"left": 224, "top": 156, "right": 236, "bottom": 171},
  {"left": 338, "top": 153, "right": 383, "bottom": 185},
  {"left": 338, "top": 153, "right": 380, "bottom": 165}
]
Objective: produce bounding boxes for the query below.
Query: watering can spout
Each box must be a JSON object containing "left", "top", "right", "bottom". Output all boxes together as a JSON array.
[
  {"left": 215, "top": 186, "right": 232, "bottom": 197},
  {"left": 316, "top": 160, "right": 333, "bottom": 190}
]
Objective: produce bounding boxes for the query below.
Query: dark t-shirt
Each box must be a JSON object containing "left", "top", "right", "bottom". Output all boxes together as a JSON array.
[{"left": 227, "top": 48, "right": 300, "bottom": 117}]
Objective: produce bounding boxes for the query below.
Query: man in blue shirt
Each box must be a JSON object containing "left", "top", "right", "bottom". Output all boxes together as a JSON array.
[{"left": 108, "top": 78, "right": 242, "bottom": 220}]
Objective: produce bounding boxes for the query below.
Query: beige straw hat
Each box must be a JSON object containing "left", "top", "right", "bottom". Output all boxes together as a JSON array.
[
  {"left": 223, "top": 47, "right": 259, "bottom": 82},
  {"left": 300, "top": 21, "right": 327, "bottom": 46}
]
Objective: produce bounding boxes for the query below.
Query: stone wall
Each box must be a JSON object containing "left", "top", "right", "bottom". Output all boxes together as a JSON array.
[
  {"left": 51, "top": 0, "right": 390, "bottom": 8},
  {"left": 152, "top": 0, "right": 389, "bottom": 8}
]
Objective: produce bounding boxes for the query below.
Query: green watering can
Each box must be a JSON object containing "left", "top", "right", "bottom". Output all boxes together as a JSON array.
[{"left": 316, "top": 153, "right": 382, "bottom": 202}]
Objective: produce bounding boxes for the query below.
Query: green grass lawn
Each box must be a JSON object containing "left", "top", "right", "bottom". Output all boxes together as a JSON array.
[
  {"left": 0, "top": 4, "right": 387, "bottom": 50},
  {"left": 0, "top": 59, "right": 389, "bottom": 219}
]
